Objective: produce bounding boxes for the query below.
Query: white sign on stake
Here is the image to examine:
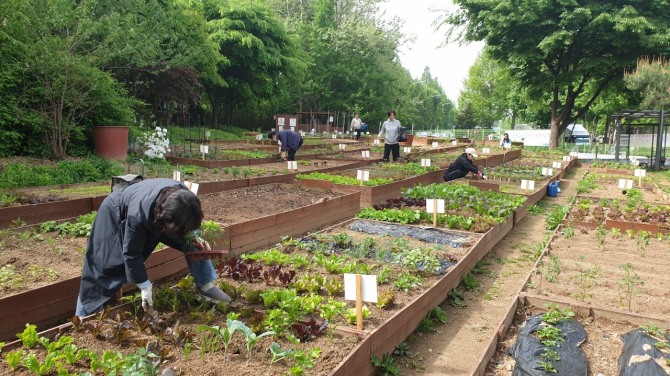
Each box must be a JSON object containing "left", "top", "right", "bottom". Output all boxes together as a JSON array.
[
  {"left": 184, "top": 181, "right": 199, "bottom": 195},
  {"left": 634, "top": 169, "right": 646, "bottom": 177},
  {"left": 374, "top": 139, "right": 380, "bottom": 145},
  {"left": 552, "top": 162, "right": 562, "bottom": 169},
  {"left": 331, "top": 134, "right": 337, "bottom": 139},
  {"left": 482, "top": 147, "right": 491, "bottom": 154},
  {"left": 562, "top": 156, "right": 571, "bottom": 161},
  {"left": 343, "top": 274, "right": 378, "bottom": 303},
  {"left": 361, "top": 150, "right": 370, "bottom": 158},
  {"left": 339, "top": 143, "right": 346, "bottom": 150},
  {"left": 541, "top": 168, "right": 554, "bottom": 176},
  {"left": 255, "top": 134, "right": 263, "bottom": 141},
  {"left": 356, "top": 170, "right": 370, "bottom": 181},
  {"left": 421, "top": 158, "right": 431, "bottom": 167},
  {"left": 426, "top": 199, "right": 445, "bottom": 214},
  {"left": 451, "top": 140, "right": 458, "bottom": 146},
  {"left": 199, "top": 145, "right": 209, "bottom": 154},
  {"left": 431, "top": 141, "right": 439, "bottom": 148},
  {"left": 618, "top": 179, "right": 634, "bottom": 189},
  {"left": 172, "top": 171, "right": 181, "bottom": 181},
  {"left": 287, "top": 161, "right": 297, "bottom": 170},
  {"left": 520, "top": 180, "right": 536, "bottom": 190},
  {"left": 403, "top": 147, "right": 411, "bottom": 153},
  {"left": 205, "top": 131, "right": 211, "bottom": 138}
]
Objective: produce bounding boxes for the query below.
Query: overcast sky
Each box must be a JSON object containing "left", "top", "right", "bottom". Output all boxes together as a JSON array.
[{"left": 378, "top": 0, "right": 484, "bottom": 106}]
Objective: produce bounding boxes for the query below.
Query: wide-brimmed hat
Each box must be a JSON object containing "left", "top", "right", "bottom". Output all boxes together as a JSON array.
[{"left": 465, "top": 147, "right": 478, "bottom": 158}]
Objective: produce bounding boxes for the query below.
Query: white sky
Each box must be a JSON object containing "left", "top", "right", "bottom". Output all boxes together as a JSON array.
[{"left": 379, "top": 0, "right": 484, "bottom": 106}]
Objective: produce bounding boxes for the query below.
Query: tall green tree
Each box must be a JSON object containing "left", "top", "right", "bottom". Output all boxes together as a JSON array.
[{"left": 444, "top": 0, "right": 670, "bottom": 148}]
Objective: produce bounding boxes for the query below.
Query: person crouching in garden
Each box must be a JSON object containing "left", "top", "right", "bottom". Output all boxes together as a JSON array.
[
  {"left": 443, "top": 147, "right": 483, "bottom": 182},
  {"left": 76, "top": 178, "right": 231, "bottom": 318}
]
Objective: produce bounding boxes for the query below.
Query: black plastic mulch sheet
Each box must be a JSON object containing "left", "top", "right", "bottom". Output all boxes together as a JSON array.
[
  {"left": 618, "top": 329, "right": 670, "bottom": 376},
  {"left": 507, "top": 313, "right": 588, "bottom": 376},
  {"left": 347, "top": 220, "right": 473, "bottom": 248}
]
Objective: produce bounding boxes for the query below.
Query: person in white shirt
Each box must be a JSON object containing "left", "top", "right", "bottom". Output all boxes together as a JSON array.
[
  {"left": 377, "top": 110, "right": 401, "bottom": 162},
  {"left": 350, "top": 113, "right": 363, "bottom": 140},
  {"left": 500, "top": 133, "right": 512, "bottom": 149}
]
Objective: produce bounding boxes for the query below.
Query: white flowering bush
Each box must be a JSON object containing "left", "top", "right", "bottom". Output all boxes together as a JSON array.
[{"left": 137, "top": 127, "right": 171, "bottom": 159}]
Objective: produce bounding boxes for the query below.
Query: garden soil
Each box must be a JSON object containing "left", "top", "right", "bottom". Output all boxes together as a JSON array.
[{"left": 391, "top": 165, "right": 589, "bottom": 375}]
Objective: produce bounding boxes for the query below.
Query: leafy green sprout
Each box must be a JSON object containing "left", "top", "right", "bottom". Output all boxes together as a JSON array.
[{"left": 619, "top": 263, "right": 644, "bottom": 312}]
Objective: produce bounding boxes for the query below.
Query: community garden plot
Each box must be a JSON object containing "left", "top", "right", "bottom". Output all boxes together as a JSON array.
[
  {"left": 576, "top": 171, "right": 667, "bottom": 203},
  {"left": 566, "top": 196, "right": 670, "bottom": 232},
  {"left": 483, "top": 298, "right": 670, "bottom": 376},
  {"left": 0, "top": 216, "right": 486, "bottom": 376},
  {"left": 525, "top": 224, "right": 670, "bottom": 319}
]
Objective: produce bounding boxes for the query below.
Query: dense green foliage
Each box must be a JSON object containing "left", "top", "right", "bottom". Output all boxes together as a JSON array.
[{"left": 0, "top": 158, "right": 122, "bottom": 189}]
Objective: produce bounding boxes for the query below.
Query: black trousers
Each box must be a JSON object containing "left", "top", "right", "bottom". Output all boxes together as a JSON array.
[
  {"left": 382, "top": 143, "right": 400, "bottom": 162},
  {"left": 443, "top": 169, "right": 468, "bottom": 182},
  {"left": 287, "top": 149, "right": 298, "bottom": 161},
  {"left": 354, "top": 129, "right": 361, "bottom": 140}
]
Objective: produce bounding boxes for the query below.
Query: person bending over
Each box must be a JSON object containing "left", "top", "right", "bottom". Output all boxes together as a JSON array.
[
  {"left": 443, "top": 147, "right": 482, "bottom": 182},
  {"left": 269, "top": 130, "right": 304, "bottom": 161},
  {"left": 76, "top": 178, "right": 230, "bottom": 317}
]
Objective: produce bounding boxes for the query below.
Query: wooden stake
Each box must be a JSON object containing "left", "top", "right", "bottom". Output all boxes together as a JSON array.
[
  {"left": 356, "top": 274, "right": 363, "bottom": 331},
  {"left": 432, "top": 199, "right": 438, "bottom": 227}
]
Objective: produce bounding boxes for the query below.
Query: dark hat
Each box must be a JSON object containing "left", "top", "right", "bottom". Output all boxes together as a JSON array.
[{"left": 268, "top": 131, "right": 277, "bottom": 139}]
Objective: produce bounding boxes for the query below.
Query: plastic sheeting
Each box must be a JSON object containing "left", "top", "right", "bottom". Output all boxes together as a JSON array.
[
  {"left": 347, "top": 220, "right": 474, "bottom": 248},
  {"left": 507, "top": 313, "right": 588, "bottom": 376},
  {"left": 618, "top": 329, "right": 670, "bottom": 376}
]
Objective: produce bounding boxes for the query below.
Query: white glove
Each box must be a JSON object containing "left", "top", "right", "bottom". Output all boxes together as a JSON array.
[
  {"left": 137, "top": 280, "right": 153, "bottom": 312},
  {"left": 194, "top": 236, "right": 212, "bottom": 252}
]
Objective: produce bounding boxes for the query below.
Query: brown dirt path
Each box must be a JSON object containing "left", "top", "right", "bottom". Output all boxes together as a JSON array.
[{"left": 391, "top": 165, "right": 588, "bottom": 375}]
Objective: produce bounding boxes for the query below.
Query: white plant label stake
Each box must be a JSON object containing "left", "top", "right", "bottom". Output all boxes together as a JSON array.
[
  {"left": 618, "top": 179, "right": 633, "bottom": 190},
  {"left": 520, "top": 180, "right": 535, "bottom": 190},
  {"left": 331, "top": 134, "right": 337, "bottom": 139},
  {"left": 172, "top": 171, "right": 181, "bottom": 181},
  {"left": 356, "top": 169, "right": 370, "bottom": 186},
  {"left": 451, "top": 140, "right": 458, "bottom": 146},
  {"left": 634, "top": 168, "right": 646, "bottom": 187},
  {"left": 255, "top": 134, "right": 263, "bottom": 141},
  {"left": 482, "top": 147, "right": 491, "bottom": 154},
  {"left": 403, "top": 147, "right": 411, "bottom": 153},
  {"left": 184, "top": 181, "right": 199, "bottom": 195},
  {"left": 339, "top": 143, "right": 346, "bottom": 150},
  {"left": 431, "top": 141, "right": 439, "bottom": 148},
  {"left": 421, "top": 159, "right": 431, "bottom": 167},
  {"left": 562, "top": 156, "right": 571, "bottom": 161},
  {"left": 552, "top": 162, "right": 562, "bottom": 169},
  {"left": 541, "top": 168, "right": 554, "bottom": 176},
  {"left": 344, "top": 273, "right": 378, "bottom": 330},
  {"left": 374, "top": 139, "right": 380, "bottom": 145},
  {"left": 361, "top": 150, "right": 370, "bottom": 158},
  {"left": 426, "top": 198, "right": 445, "bottom": 227},
  {"left": 287, "top": 161, "right": 297, "bottom": 171},
  {"left": 199, "top": 145, "right": 208, "bottom": 160}
]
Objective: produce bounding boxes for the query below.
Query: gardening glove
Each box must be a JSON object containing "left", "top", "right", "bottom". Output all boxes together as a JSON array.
[
  {"left": 137, "top": 280, "right": 153, "bottom": 312},
  {"left": 476, "top": 171, "right": 483, "bottom": 178},
  {"left": 194, "top": 236, "right": 212, "bottom": 252}
]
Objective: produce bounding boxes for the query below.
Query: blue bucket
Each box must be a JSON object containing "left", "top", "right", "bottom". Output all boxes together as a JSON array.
[{"left": 547, "top": 181, "right": 559, "bottom": 197}]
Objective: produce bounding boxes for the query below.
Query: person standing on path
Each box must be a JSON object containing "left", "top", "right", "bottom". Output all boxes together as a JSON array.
[
  {"left": 350, "top": 113, "right": 363, "bottom": 140},
  {"left": 443, "top": 147, "right": 482, "bottom": 182},
  {"left": 269, "top": 129, "right": 304, "bottom": 161},
  {"left": 378, "top": 110, "right": 402, "bottom": 162},
  {"left": 76, "top": 178, "right": 231, "bottom": 318}
]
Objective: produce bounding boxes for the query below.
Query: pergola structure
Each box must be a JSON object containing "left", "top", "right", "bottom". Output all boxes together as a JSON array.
[{"left": 607, "top": 109, "right": 667, "bottom": 171}]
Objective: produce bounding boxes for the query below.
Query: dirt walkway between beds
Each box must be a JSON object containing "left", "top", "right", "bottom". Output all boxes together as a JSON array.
[{"left": 392, "top": 165, "right": 587, "bottom": 375}]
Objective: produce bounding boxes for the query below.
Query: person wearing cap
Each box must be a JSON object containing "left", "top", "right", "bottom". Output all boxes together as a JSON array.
[
  {"left": 268, "top": 130, "right": 303, "bottom": 161},
  {"left": 443, "top": 147, "right": 483, "bottom": 182}
]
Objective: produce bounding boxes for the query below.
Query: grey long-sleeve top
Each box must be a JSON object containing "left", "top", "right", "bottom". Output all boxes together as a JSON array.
[{"left": 378, "top": 118, "right": 401, "bottom": 145}]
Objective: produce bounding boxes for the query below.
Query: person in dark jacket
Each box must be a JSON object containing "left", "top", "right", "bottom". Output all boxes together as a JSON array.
[
  {"left": 443, "top": 147, "right": 483, "bottom": 182},
  {"left": 75, "top": 178, "right": 230, "bottom": 317},
  {"left": 269, "top": 130, "right": 303, "bottom": 161}
]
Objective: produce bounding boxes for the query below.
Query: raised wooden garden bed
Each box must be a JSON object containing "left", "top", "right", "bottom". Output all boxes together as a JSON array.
[{"left": 0, "top": 184, "right": 360, "bottom": 342}]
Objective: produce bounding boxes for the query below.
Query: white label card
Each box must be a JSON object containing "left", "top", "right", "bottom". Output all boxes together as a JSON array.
[
  {"left": 426, "top": 199, "right": 445, "bottom": 214},
  {"left": 482, "top": 148, "right": 491, "bottom": 154},
  {"left": 541, "top": 168, "right": 554, "bottom": 176},
  {"left": 618, "top": 179, "right": 634, "bottom": 189},
  {"left": 432, "top": 142, "right": 439, "bottom": 148},
  {"left": 403, "top": 147, "right": 411, "bottom": 153},
  {"left": 199, "top": 145, "right": 209, "bottom": 154},
  {"left": 344, "top": 274, "right": 378, "bottom": 303},
  {"left": 451, "top": 140, "right": 458, "bottom": 146},
  {"left": 287, "top": 161, "right": 297, "bottom": 170},
  {"left": 339, "top": 144, "right": 346, "bottom": 150},
  {"left": 331, "top": 134, "right": 337, "bottom": 139},
  {"left": 520, "top": 180, "right": 536, "bottom": 190},
  {"left": 634, "top": 169, "right": 646, "bottom": 177},
  {"left": 421, "top": 159, "right": 431, "bottom": 167},
  {"left": 361, "top": 150, "right": 370, "bottom": 158},
  {"left": 184, "top": 181, "right": 199, "bottom": 195},
  {"left": 172, "top": 171, "right": 181, "bottom": 181},
  {"left": 374, "top": 139, "right": 380, "bottom": 145},
  {"left": 552, "top": 162, "right": 562, "bottom": 169},
  {"left": 356, "top": 170, "right": 370, "bottom": 181},
  {"left": 255, "top": 134, "right": 263, "bottom": 141},
  {"left": 562, "top": 156, "right": 571, "bottom": 161}
]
